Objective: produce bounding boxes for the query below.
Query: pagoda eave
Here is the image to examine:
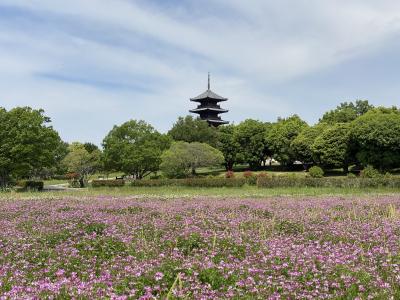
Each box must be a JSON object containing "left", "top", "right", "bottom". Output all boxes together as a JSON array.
[{"left": 190, "top": 108, "right": 228, "bottom": 113}]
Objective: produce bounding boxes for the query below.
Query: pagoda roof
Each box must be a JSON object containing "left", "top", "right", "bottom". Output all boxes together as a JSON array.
[
  {"left": 208, "top": 119, "right": 229, "bottom": 125},
  {"left": 190, "top": 89, "right": 228, "bottom": 102},
  {"left": 189, "top": 107, "right": 228, "bottom": 113}
]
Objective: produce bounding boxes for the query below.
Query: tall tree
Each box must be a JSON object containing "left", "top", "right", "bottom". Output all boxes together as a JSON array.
[
  {"left": 168, "top": 116, "right": 218, "bottom": 147},
  {"left": 103, "top": 120, "right": 171, "bottom": 179},
  {"left": 0, "top": 107, "right": 65, "bottom": 186},
  {"left": 291, "top": 123, "right": 327, "bottom": 167},
  {"left": 351, "top": 108, "right": 400, "bottom": 170},
  {"left": 312, "top": 123, "right": 354, "bottom": 173},
  {"left": 62, "top": 142, "right": 101, "bottom": 187},
  {"left": 160, "top": 142, "right": 224, "bottom": 178},
  {"left": 217, "top": 125, "right": 240, "bottom": 171},
  {"left": 234, "top": 119, "right": 270, "bottom": 169},
  {"left": 319, "top": 100, "right": 374, "bottom": 124},
  {"left": 266, "top": 115, "right": 308, "bottom": 166}
]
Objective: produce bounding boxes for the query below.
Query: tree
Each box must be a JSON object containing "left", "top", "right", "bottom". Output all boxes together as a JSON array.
[
  {"left": 62, "top": 142, "right": 101, "bottom": 187},
  {"left": 291, "top": 124, "right": 327, "bottom": 167},
  {"left": 160, "top": 142, "right": 224, "bottom": 178},
  {"left": 0, "top": 107, "right": 65, "bottom": 186},
  {"left": 312, "top": 123, "right": 353, "bottom": 173},
  {"left": 168, "top": 116, "right": 218, "bottom": 147},
  {"left": 350, "top": 108, "right": 400, "bottom": 170},
  {"left": 233, "top": 119, "right": 270, "bottom": 169},
  {"left": 266, "top": 115, "right": 308, "bottom": 166},
  {"left": 83, "top": 142, "right": 99, "bottom": 154},
  {"left": 102, "top": 120, "right": 171, "bottom": 179},
  {"left": 217, "top": 125, "right": 240, "bottom": 171},
  {"left": 319, "top": 100, "right": 374, "bottom": 124}
]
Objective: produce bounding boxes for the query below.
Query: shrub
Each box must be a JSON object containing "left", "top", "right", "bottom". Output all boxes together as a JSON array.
[
  {"left": 92, "top": 179, "right": 125, "bottom": 188},
  {"left": 257, "top": 172, "right": 268, "bottom": 178},
  {"left": 131, "top": 178, "right": 247, "bottom": 188},
  {"left": 308, "top": 166, "right": 324, "bottom": 178},
  {"left": 347, "top": 172, "right": 357, "bottom": 178},
  {"left": 16, "top": 180, "right": 44, "bottom": 191},
  {"left": 225, "top": 171, "right": 235, "bottom": 178},
  {"left": 256, "top": 176, "right": 400, "bottom": 188},
  {"left": 360, "top": 166, "right": 381, "bottom": 178}
]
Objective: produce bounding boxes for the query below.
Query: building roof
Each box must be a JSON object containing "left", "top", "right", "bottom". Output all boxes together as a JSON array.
[
  {"left": 208, "top": 119, "right": 229, "bottom": 125},
  {"left": 190, "top": 89, "right": 228, "bottom": 102},
  {"left": 189, "top": 107, "right": 228, "bottom": 113}
]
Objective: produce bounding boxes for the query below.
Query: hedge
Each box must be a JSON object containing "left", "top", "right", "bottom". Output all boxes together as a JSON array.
[
  {"left": 16, "top": 180, "right": 44, "bottom": 191},
  {"left": 92, "top": 179, "right": 125, "bottom": 187},
  {"left": 131, "top": 178, "right": 248, "bottom": 188},
  {"left": 256, "top": 177, "right": 400, "bottom": 188}
]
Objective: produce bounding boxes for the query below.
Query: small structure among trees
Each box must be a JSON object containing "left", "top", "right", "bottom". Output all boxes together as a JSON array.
[{"left": 189, "top": 73, "right": 229, "bottom": 127}]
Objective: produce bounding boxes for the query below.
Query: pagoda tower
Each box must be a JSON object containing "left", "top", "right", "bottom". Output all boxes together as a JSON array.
[{"left": 189, "top": 73, "right": 229, "bottom": 127}]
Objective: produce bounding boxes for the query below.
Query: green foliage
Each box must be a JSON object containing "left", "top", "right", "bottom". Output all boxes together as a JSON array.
[
  {"left": 217, "top": 124, "right": 240, "bottom": 170},
  {"left": 308, "top": 166, "right": 324, "bottom": 178},
  {"left": 360, "top": 166, "right": 381, "bottom": 179},
  {"left": 62, "top": 142, "right": 102, "bottom": 187},
  {"left": 16, "top": 180, "right": 44, "bottom": 191},
  {"left": 0, "top": 107, "right": 65, "bottom": 186},
  {"left": 319, "top": 100, "right": 373, "bottom": 124},
  {"left": 256, "top": 176, "right": 400, "bottom": 188},
  {"left": 198, "top": 268, "right": 225, "bottom": 290},
  {"left": 291, "top": 124, "right": 327, "bottom": 164},
  {"left": 267, "top": 115, "right": 308, "bottom": 166},
  {"left": 92, "top": 179, "right": 125, "bottom": 187},
  {"left": 234, "top": 119, "right": 270, "bottom": 169},
  {"left": 312, "top": 123, "right": 353, "bottom": 172},
  {"left": 102, "top": 120, "right": 171, "bottom": 179},
  {"left": 350, "top": 108, "right": 400, "bottom": 170},
  {"left": 131, "top": 177, "right": 248, "bottom": 187},
  {"left": 160, "top": 142, "right": 224, "bottom": 178},
  {"left": 168, "top": 116, "right": 218, "bottom": 147},
  {"left": 176, "top": 233, "right": 204, "bottom": 255}
]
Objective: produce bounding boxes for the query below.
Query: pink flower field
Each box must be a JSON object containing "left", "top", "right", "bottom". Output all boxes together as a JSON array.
[{"left": 1, "top": 196, "right": 400, "bottom": 299}]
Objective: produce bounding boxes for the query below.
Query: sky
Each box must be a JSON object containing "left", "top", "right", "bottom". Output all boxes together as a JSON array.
[{"left": 1, "top": 0, "right": 400, "bottom": 145}]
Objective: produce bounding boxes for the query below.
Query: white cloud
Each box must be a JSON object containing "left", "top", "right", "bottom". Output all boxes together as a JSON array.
[{"left": 0, "top": 0, "right": 400, "bottom": 143}]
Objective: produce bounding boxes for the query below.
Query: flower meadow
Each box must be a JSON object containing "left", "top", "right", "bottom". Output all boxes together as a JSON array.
[{"left": 1, "top": 196, "right": 400, "bottom": 299}]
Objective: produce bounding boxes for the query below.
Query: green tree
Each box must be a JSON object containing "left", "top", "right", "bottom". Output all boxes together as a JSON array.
[
  {"left": 351, "top": 108, "right": 400, "bottom": 170},
  {"left": 102, "top": 120, "right": 171, "bottom": 179},
  {"left": 291, "top": 124, "right": 327, "bottom": 167},
  {"left": 312, "top": 123, "right": 353, "bottom": 173},
  {"left": 266, "top": 115, "right": 308, "bottom": 166},
  {"left": 319, "top": 100, "right": 374, "bottom": 124},
  {"left": 62, "top": 142, "right": 101, "bottom": 187},
  {"left": 0, "top": 107, "right": 65, "bottom": 186},
  {"left": 83, "top": 142, "right": 99, "bottom": 154},
  {"left": 160, "top": 142, "right": 224, "bottom": 178},
  {"left": 233, "top": 119, "right": 270, "bottom": 169},
  {"left": 168, "top": 116, "right": 218, "bottom": 147},
  {"left": 217, "top": 125, "right": 240, "bottom": 171}
]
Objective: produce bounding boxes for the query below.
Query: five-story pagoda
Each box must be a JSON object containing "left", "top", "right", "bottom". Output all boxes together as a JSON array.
[{"left": 190, "top": 74, "right": 229, "bottom": 126}]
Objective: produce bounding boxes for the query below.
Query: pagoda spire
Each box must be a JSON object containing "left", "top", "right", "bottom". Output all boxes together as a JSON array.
[{"left": 208, "top": 72, "right": 210, "bottom": 90}]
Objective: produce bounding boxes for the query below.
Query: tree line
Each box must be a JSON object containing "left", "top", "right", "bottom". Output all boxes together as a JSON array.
[{"left": 0, "top": 100, "right": 399, "bottom": 186}]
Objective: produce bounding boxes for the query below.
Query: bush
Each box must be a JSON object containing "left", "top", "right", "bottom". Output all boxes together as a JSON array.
[
  {"left": 308, "top": 166, "right": 324, "bottom": 178},
  {"left": 360, "top": 166, "right": 381, "bottom": 178},
  {"left": 225, "top": 171, "right": 235, "bottom": 178},
  {"left": 92, "top": 179, "right": 125, "bottom": 188},
  {"left": 131, "top": 177, "right": 248, "bottom": 188},
  {"left": 347, "top": 172, "right": 357, "bottom": 178},
  {"left": 256, "top": 176, "right": 400, "bottom": 188},
  {"left": 16, "top": 180, "right": 44, "bottom": 191}
]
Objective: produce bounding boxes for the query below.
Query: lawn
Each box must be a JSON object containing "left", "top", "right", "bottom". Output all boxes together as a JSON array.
[{"left": 1, "top": 194, "right": 400, "bottom": 298}]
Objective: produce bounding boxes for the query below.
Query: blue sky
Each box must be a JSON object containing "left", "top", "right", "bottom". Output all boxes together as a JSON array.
[{"left": 1, "top": 0, "right": 400, "bottom": 145}]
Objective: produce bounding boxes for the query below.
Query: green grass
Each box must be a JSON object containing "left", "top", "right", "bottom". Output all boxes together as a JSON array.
[{"left": 1, "top": 185, "right": 400, "bottom": 200}]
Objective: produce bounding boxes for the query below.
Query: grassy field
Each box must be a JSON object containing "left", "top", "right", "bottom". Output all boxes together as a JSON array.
[{"left": 2, "top": 185, "right": 400, "bottom": 200}]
